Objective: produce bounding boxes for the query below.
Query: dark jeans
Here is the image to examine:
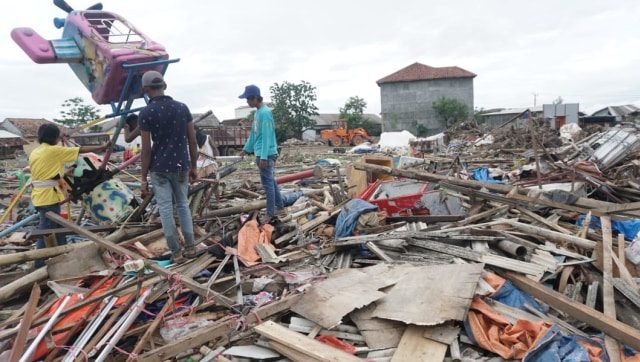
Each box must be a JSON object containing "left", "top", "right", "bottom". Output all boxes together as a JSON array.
[
  {"left": 34, "top": 203, "right": 68, "bottom": 269},
  {"left": 256, "top": 155, "right": 283, "bottom": 216}
]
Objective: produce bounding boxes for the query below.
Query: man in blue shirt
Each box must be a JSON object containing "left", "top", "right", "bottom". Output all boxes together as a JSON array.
[
  {"left": 238, "top": 84, "right": 283, "bottom": 223},
  {"left": 139, "top": 70, "right": 200, "bottom": 263}
]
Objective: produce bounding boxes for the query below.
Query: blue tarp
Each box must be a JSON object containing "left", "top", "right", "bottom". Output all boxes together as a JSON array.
[
  {"left": 334, "top": 199, "right": 379, "bottom": 238},
  {"left": 472, "top": 167, "right": 504, "bottom": 184},
  {"left": 524, "top": 326, "right": 609, "bottom": 362},
  {"left": 492, "top": 280, "right": 545, "bottom": 313},
  {"left": 577, "top": 214, "right": 640, "bottom": 241}
]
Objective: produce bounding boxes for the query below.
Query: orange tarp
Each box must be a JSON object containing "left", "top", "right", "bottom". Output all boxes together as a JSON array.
[
  {"left": 237, "top": 219, "right": 274, "bottom": 265},
  {"left": 467, "top": 296, "right": 553, "bottom": 360}
]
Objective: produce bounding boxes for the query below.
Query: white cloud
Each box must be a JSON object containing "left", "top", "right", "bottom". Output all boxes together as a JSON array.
[{"left": 0, "top": 0, "right": 638, "bottom": 122}]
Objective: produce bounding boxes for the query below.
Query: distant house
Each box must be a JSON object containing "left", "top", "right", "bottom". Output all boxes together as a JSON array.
[
  {"left": 0, "top": 118, "right": 66, "bottom": 141},
  {"left": 543, "top": 103, "right": 580, "bottom": 129},
  {"left": 481, "top": 107, "right": 543, "bottom": 129},
  {"left": 377, "top": 62, "right": 476, "bottom": 135},
  {"left": 0, "top": 118, "right": 67, "bottom": 154},
  {"left": 587, "top": 104, "right": 640, "bottom": 124},
  {"left": 0, "top": 129, "right": 28, "bottom": 160},
  {"left": 193, "top": 112, "right": 221, "bottom": 130}
]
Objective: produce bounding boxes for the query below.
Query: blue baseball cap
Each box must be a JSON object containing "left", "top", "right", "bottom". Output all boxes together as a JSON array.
[{"left": 238, "top": 85, "right": 260, "bottom": 99}]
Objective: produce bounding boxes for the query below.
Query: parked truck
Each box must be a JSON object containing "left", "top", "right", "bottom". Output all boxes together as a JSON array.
[
  {"left": 320, "top": 119, "right": 371, "bottom": 147},
  {"left": 209, "top": 125, "right": 251, "bottom": 156}
]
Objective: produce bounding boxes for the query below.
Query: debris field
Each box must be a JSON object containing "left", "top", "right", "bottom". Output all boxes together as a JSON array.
[{"left": 1, "top": 120, "right": 640, "bottom": 361}]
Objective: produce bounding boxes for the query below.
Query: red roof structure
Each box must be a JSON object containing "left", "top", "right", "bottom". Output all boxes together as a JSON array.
[{"left": 377, "top": 62, "right": 476, "bottom": 84}]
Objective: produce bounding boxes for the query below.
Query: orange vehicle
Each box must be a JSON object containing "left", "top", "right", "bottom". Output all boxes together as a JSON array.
[{"left": 320, "top": 119, "right": 371, "bottom": 147}]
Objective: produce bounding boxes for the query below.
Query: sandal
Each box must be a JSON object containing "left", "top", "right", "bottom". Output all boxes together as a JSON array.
[
  {"left": 183, "top": 247, "right": 204, "bottom": 259},
  {"left": 170, "top": 254, "right": 186, "bottom": 264}
]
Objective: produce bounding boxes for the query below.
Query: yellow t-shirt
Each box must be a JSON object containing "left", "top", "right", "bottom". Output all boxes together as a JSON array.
[{"left": 29, "top": 144, "right": 80, "bottom": 207}]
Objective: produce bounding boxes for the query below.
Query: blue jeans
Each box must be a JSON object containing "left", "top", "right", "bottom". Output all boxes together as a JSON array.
[
  {"left": 34, "top": 203, "right": 68, "bottom": 269},
  {"left": 150, "top": 171, "right": 195, "bottom": 257},
  {"left": 257, "top": 155, "right": 283, "bottom": 217}
]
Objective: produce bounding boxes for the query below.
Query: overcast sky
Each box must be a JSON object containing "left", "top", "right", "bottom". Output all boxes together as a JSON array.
[{"left": 1, "top": 0, "right": 638, "bottom": 122}]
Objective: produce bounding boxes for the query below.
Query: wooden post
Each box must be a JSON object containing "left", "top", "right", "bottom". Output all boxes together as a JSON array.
[
  {"left": 0, "top": 267, "right": 48, "bottom": 304},
  {"left": 0, "top": 243, "right": 90, "bottom": 267},
  {"left": 8, "top": 283, "right": 40, "bottom": 362},
  {"left": 202, "top": 188, "right": 326, "bottom": 218}
]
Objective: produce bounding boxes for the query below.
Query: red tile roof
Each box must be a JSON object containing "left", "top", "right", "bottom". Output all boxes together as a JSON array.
[
  {"left": 2, "top": 118, "right": 67, "bottom": 138},
  {"left": 377, "top": 62, "right": 476, "bottom": 84}
]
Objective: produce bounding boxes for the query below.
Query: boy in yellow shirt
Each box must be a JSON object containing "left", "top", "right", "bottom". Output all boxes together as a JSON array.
[{"left": 29, "top": 124, "right": 110, "bottom": 268}]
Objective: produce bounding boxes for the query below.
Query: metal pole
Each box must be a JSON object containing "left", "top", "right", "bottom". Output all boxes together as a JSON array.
[{"left": 20, "top": 294, "right": 72, "bottom": 362}]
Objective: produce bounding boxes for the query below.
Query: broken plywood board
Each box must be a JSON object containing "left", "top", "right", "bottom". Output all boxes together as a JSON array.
[
  {"left": 350, "top": 303, "right": 406, "bottom": 349},
  {"left": 422, "top": 322, "right": 460, "bottom": 344},
  {"left": 373, "top": 263, "right": 483, "bottom": 325},
  {"left": 46, "top": 243, "right": 108, "bottom": 280},
  {"left": 291, "top": 264, "right": 401, "bottom": 329},
  {"left": 254, "top": 320, "right": 364, "bottom": 362},
  {"left": 391, "top": 324, "right": 448, "bottom": 362}
]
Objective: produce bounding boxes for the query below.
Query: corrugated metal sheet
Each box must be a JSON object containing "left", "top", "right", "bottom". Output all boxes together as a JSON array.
[{"left": 587, "top": 129, "right": 640, "bottom": 170}]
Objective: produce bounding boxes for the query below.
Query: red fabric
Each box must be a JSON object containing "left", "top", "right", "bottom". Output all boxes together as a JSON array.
[
  {"left": 316, "top": 334, "right": 356, "bottom": 354},
  {"left": 30, "top": 277, "right": 143, "bottom": 361}
]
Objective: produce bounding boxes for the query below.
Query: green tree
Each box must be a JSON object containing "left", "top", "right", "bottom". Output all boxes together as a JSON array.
[
  {"left": 54, "top": 97, "right": 102, "bottom": 129},
  {"left": 339, "top": 96, "right": 378, "bottom": 136},
  {"left": 410, "top": 120, "right": 429, "bottom": 137},
  {"left": 553, "top": 96, "right": 564, "bottom": 105},
  {"left": 432, "top": 97, "right": 469, "bottom": 128},
  {"left": 269, "top": 81, "right": 319, "bottom": 141}
]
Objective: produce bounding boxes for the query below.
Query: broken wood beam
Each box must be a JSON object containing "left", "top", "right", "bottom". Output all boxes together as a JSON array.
[
  {"left": 441, "top": 205, "right": 509, "bottom": 229},
  {"left": 203, "top": 188, "right": 326, "bottom": 218},
  {"left": 136, "top": 293, "right": 302, "bottom": 362},
  {"left": 0, "top": 267, "right": 48, "bottom": 304},
  {"left": 8, "top": 283, "right": 40, "bottom": 362},
  {"left": 505, "top": 220, "right": 597, "bottom": 249},
  {"left": 505, "top": 271, "right": 640, "bottom": 351},
  {"left": 25, "top": 225, "right": 117, "bottom": 239},
  {"left": 254, "top": 320, "right": 364, "bottom": 362},
  {"left": 45, "top": 212, "right": 235, "bottom": 308},
  {"left": 0, "top": 243, "right": 92, "bottom": 267}
]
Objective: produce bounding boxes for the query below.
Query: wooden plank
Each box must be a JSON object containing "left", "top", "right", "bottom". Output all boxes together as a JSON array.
[
  {"left": 0, "top": 243, "right": 91, "bottom": 267},
  {"left": 291, "top": 267, "right": 394, "bottom": 329},
  {"left": 137, "top": 294, "right": 302, "bottom": 362},
  {"left": 274, "top": 209, "right": 340, "bottom": 246},
  {"left": 350, "top": 303, "right": 406, "bottom": 349},
  {"left": 505, "top": 271, "right": 640, "bottom": 351},
  {"left": 46, "top": 212, "right": 235, "bottom": 307},
  {"left": 365, "top": 242, "right": 395, "bottom": 262},
  {"left": 0, "top": 267, "right": 48, "bottom": 304},
  {"left": 391, "top": 324, "right": 447, "bottom": 362},
  {"left": 373, "top": 263, "right": 483, "bottom": 325},
  {"left": 505, "top": 220, "right": 597, "bottom": 249},
  {"left": 601, "top": 216, "right": 622, "bottom": 362},
  {"left": 268, "top": 340, "right": 324, "bottom": 362},
  {"left": 516, "top": 206, "right": 572, "bottom": 234},
  {"left": 442, "top": 205, "right": 509, "bottom": 229},
  {"left": 254, "top": 320, "right": 364, "bottom": 362},
  {"left": 8, "top": 283, "right": 40, "bottom": 362}
]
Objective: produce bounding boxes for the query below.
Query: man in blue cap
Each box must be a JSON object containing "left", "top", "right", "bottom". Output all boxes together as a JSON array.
[{"left": 238, "top": 84, "right": 283, "bottom": 223}]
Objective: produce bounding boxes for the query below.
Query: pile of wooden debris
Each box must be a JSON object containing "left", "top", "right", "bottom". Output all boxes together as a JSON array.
[{"left": 1, "top": 124, "right": 640, "bottom": 361}]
